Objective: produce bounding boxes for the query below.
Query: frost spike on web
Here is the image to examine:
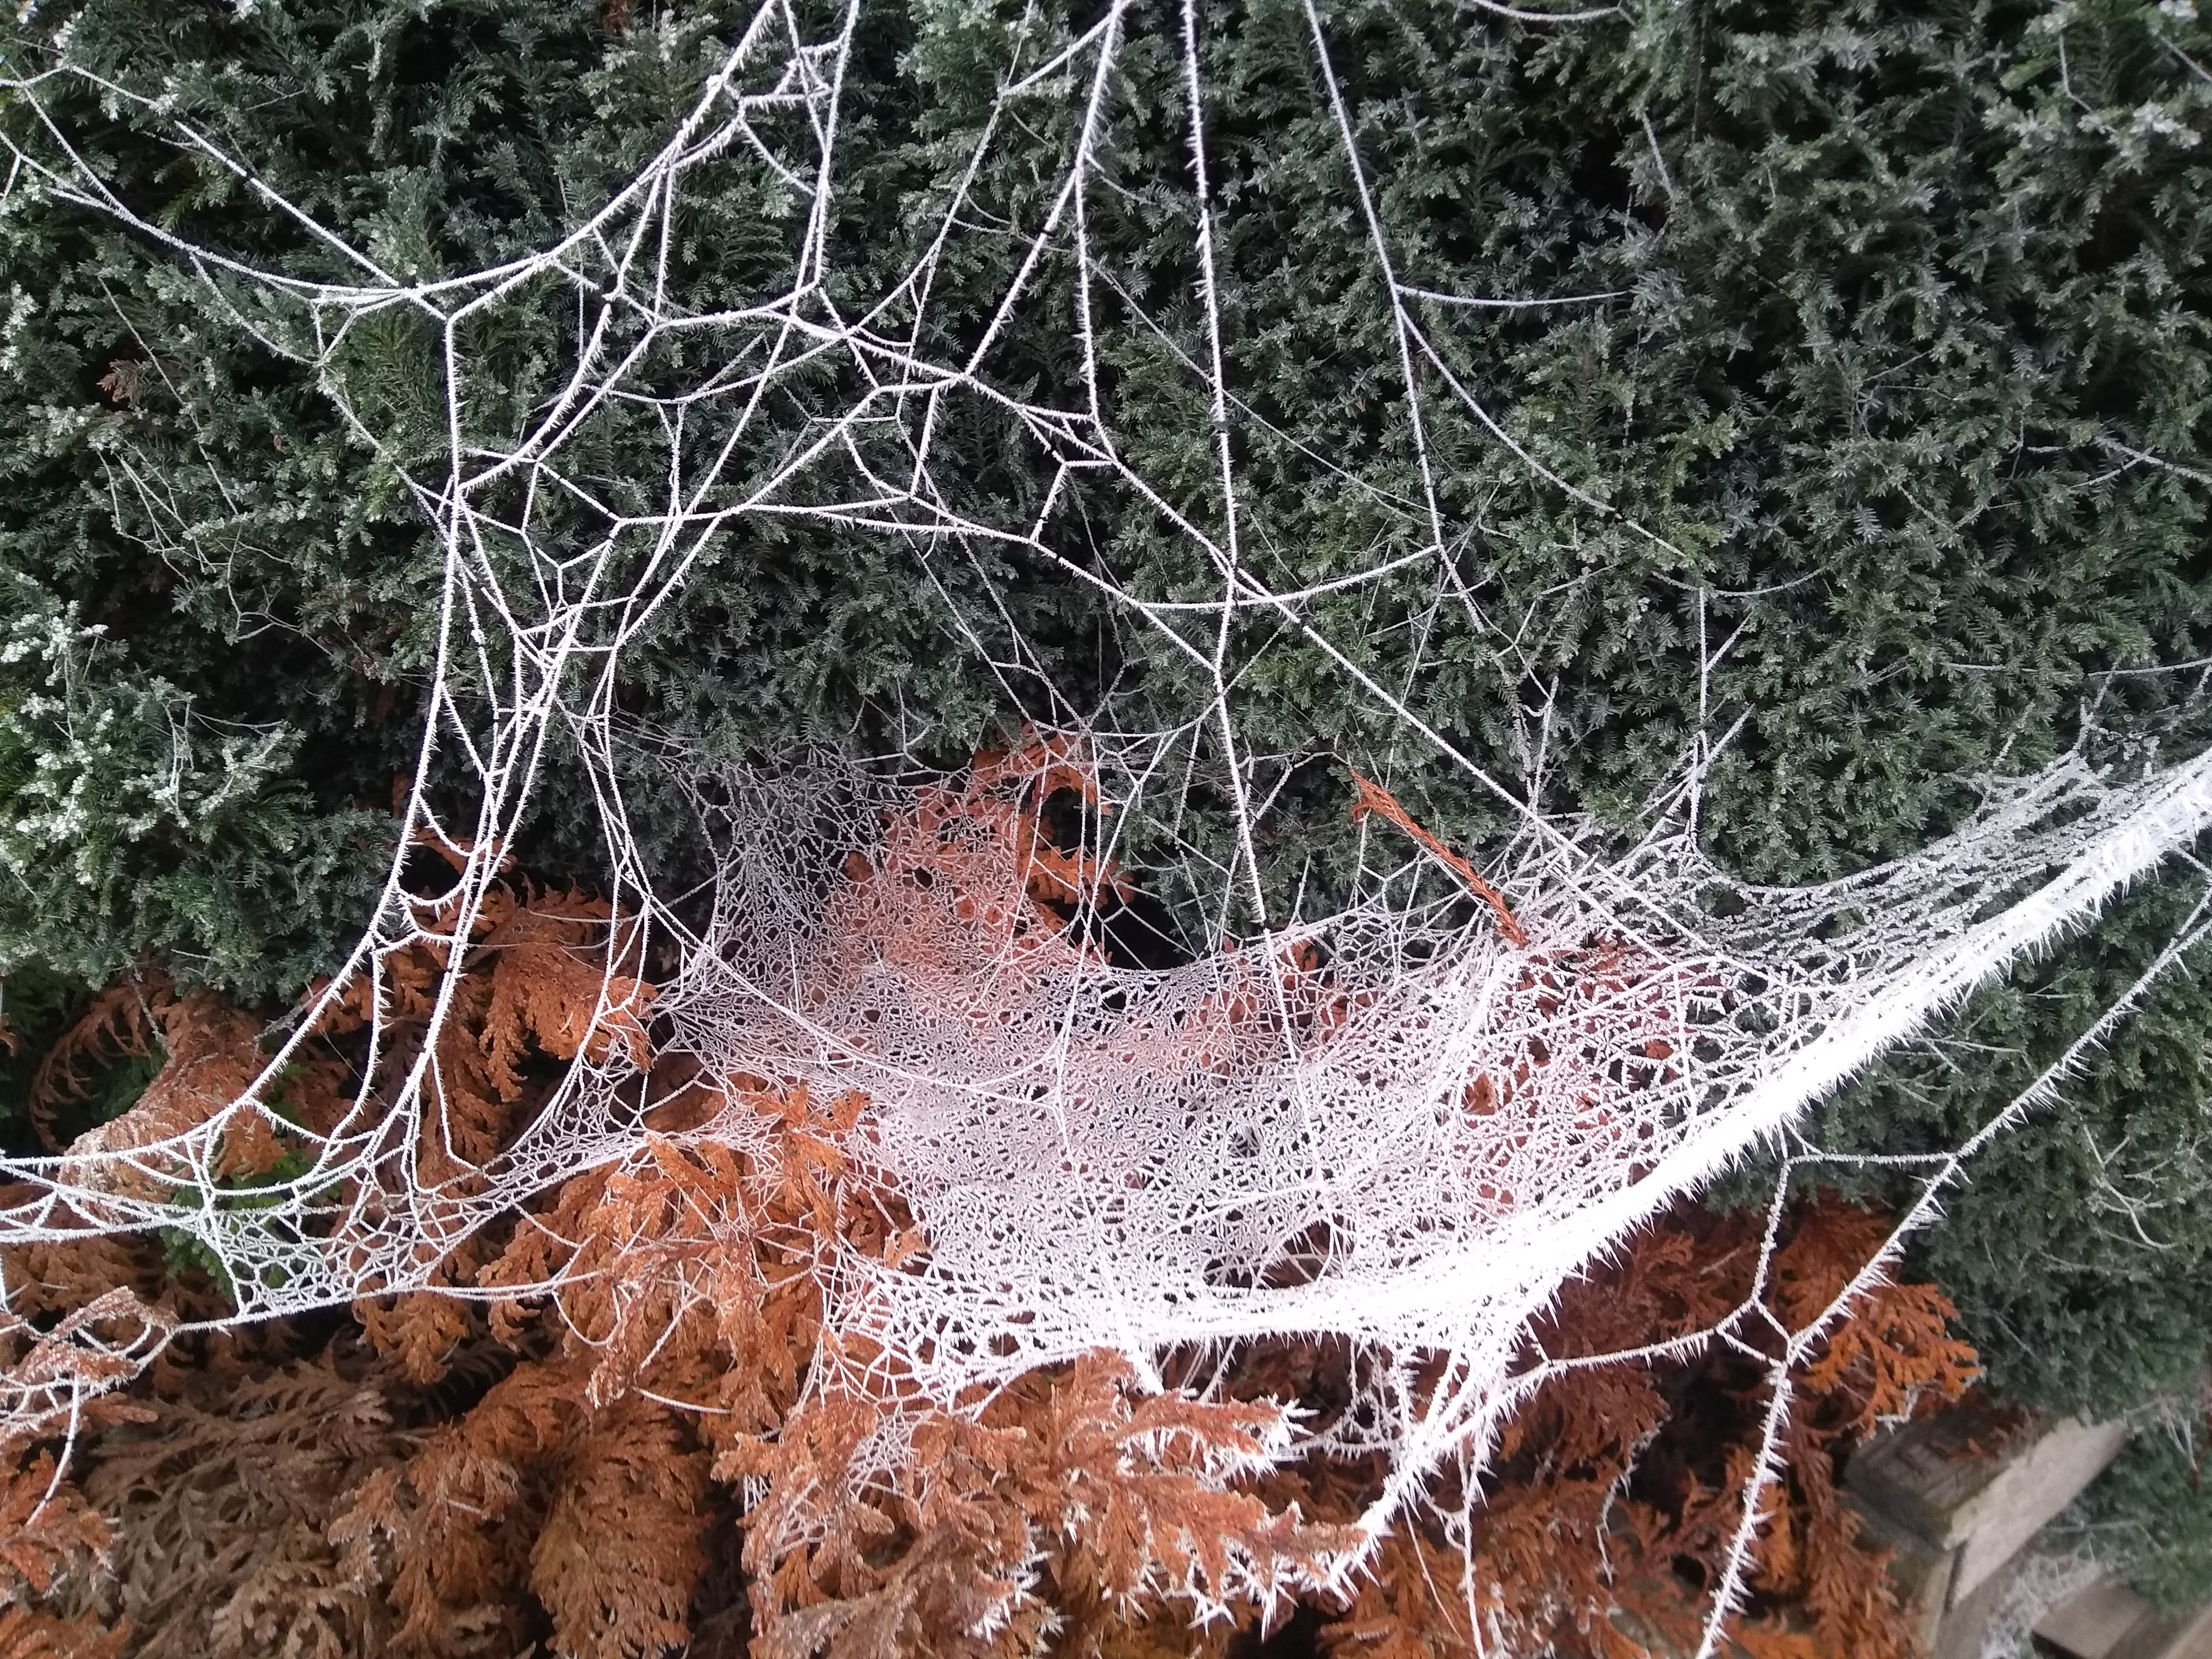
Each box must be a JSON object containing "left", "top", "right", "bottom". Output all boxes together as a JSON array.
[{"left": 3, "top": 0, "right": 2211, "bottom": 1631}]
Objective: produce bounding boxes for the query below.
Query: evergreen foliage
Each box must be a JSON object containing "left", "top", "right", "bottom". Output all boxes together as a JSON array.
[
  {"left": 3, "top": 0, "right": 2212, "bottom": 1498},
  {"left": 1808, "top": 877, "right": 2212, "bottom": 1415},
  {"left": 0, "top": 575, "right": 387, "bottom": 996}
]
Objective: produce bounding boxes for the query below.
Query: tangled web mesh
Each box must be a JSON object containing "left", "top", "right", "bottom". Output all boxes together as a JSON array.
[{"left": 6, "top": 0, "right": 2212, "bottom": 1644}]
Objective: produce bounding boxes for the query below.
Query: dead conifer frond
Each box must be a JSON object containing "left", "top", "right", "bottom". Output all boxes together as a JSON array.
[
  {"left": 29, "top": 978, "right": 162, "bottom": 1151},
  {"left": 58, "top": 1353, "right": 414, "bottom": 1659},
  {"left": 527, "top": 1395, "right": 708, "bottom": 1659},
  {"left": 1312, "top": 1197, "right": 1976, "bottom": 1659},
  {"left": 0, "top": 1601, "right": 127, "bottom": 1659},
  {"left": 0, "top": 1446, "right": 110, "bottom": 1599}
]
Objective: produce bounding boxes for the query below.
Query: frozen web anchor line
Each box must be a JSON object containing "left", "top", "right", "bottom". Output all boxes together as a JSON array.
[{"left": 4, "top": 0, "right": 2212, "bottom": 1648}]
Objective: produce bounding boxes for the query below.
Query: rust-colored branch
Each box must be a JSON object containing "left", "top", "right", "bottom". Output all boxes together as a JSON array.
[{"left": 1348, "top": 773, "right": 1528, "bottom": 947}]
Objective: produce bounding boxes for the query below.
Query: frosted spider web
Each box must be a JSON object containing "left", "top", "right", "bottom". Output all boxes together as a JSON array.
[{"left": 5, "top": 2, "right": 2212, "bottom": 1649}]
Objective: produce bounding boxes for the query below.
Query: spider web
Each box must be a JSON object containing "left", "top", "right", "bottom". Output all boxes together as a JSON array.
[{"left": 5, "top": 4, "right": 2212, "bottom": 1649}]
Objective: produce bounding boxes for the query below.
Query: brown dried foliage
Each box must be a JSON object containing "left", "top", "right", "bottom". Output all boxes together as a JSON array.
[
  {"left": 55, "top": 1352, "right": 415, "bottom": 1659},
  {"left": 2, "top": 748, "right": 1981, "bottom": 1658},
  {"left": 1347, "top": 772, "right": 1527, "bottom": 946},
  {"left": 314, "top": 859, "right": 654, "bottom": 1193},
  {"left": 1311, "top": 1201, "right": 1979, "bottom": 1659}
]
